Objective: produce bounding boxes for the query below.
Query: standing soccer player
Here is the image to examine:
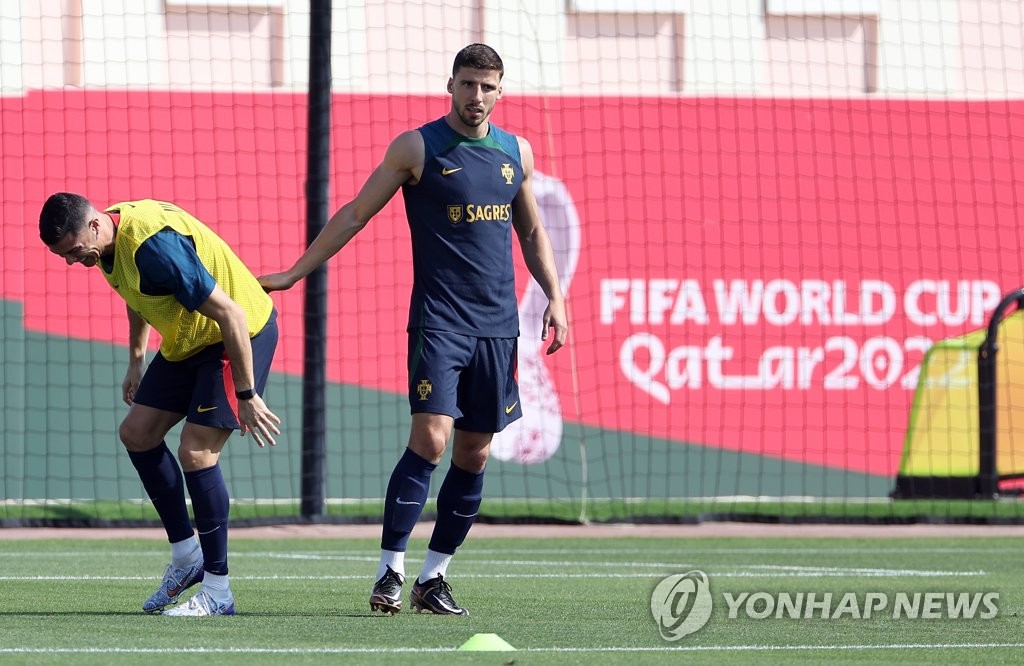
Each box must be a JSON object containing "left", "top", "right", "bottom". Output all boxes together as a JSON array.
[
  {"left": 39, "top": 194, "right": 282, "bottom": 617},
  {"left": 260, "top": 43, "right": 568, "bottom": 615}
]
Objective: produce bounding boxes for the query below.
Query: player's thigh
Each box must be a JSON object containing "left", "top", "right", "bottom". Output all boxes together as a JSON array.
[
  {"left": 407, "top": 328, "right": 473, "bottom": 419},
  {"left": 455, "top": 337, "right": 520, "bottom": 434},
  {"left": 119, "top": 402, "right": 185, "bottom": 452}
]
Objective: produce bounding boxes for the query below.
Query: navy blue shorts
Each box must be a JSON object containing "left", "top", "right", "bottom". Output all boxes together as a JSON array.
[
  {"left": 133, "top": 310, "right": 279, "bottom": 430},
  {"left": 407, "top": 328, "right": 521, "bottom": 433}
]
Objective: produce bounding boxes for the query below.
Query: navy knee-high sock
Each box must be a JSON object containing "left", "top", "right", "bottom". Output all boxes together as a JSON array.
[
  {"left": 127, "top": 442, "right": 193, "bottom": 544},
  {"left": 381, "top": 448, "right": 437, "bottom": 552},
  {"left": 429, "top": 463, "right": 484, "bottom": 555},
  {"left": 184, "top": 464, "right": 230, "bottom": 576}
]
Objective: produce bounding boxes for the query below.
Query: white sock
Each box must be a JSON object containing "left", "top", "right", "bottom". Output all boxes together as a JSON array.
[
  {"left": 170, "top": 536, "right": 200, "bottom": 567},
  {"left": 418, "top": 549, "right": 453, "bottom": 583},
  {"left": 376, "top": 550, "right": 405, "bottom": 580},
  {"left": 202, "top": 572, "right": 232, "bottom": 601}
]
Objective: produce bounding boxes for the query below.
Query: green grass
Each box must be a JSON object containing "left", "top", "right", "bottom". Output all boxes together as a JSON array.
[
  {"left": 6, "top": 497, "right": 1024, "bottom": 526},
  {"left": 1, "top": 533, "right": 1023, "bottom": 664}
]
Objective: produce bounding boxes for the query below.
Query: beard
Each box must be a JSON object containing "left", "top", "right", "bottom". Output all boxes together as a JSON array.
[{"left": 457, "top": 105, "right": 488, "bottom": 127}]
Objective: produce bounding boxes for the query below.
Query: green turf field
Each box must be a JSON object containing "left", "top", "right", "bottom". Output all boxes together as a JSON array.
[{"left": 1, "top": 534, "right": 1022, "bottom": 665}]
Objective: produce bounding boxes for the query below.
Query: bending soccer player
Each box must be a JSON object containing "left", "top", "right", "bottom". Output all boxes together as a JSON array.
[
  {"left": 260, "top": 43, "right": 568, "bottom": 615},
  {"left": 39, "top": 194, "right": 282, "bottom": 617}
]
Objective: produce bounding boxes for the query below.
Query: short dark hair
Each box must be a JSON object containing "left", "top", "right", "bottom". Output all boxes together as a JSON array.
[
  {"left": 39, "top": 192, "right": 92, "bottom": 246},
  {"left": 452, "top": 43, "right": 504, "bottom": 80}
]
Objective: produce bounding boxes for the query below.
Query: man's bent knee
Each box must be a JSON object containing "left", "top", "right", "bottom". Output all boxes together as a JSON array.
[
  {"left": 452, "top": 431, "right": 492, "bottom": 473},
  {"left": 118, "top": 419, "right": 164, "bottom": 453},
  {"left": 408, "top": 438, "right": 446, "bottom": 465},
  {"left": 177, "top": 425, "right": 230, "bottom": 472},
  {"left": 408, "top": 413, "right": 454, "bottom": 463},
  {"left": 176, "top": 445, "right": 220, "bottom": 472}
]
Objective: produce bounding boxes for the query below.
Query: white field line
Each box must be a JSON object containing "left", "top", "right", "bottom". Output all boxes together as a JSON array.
[
  {"left": 462, "top": 547, "right": 1018, "bottom": 555},
  {"left": 0, "top": 549, "right": 991, "bottom": 577},
  {"left": 0, "top": 549, "right": 990, "bottom": 576},
  {"left": 3, "top": 545, "right": 1016, "bottom": 557},
  {"left": 257, "top": 552, "right": 987, "bottom": 576},
  {"left": 1, "top": 644, "right": 1024, "bottom": 655},
  {"left": 0, "top": 550, "right": 988, "bottom": 578},
  {"left": 0, "top": 569, "right": 987, "bottom": 582}
]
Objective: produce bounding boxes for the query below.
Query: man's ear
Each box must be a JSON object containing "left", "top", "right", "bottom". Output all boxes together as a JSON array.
[{"left": 447, "top": 77, "right": 453, "bottom": 94}]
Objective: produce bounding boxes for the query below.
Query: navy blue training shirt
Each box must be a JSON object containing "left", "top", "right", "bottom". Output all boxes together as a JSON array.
[{"left": 402, "top": 117, "right": 522, "bottom": 337}]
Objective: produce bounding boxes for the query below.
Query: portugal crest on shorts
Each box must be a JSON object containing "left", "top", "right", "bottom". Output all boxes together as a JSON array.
[{"left": 416, "top": 379, "right": 432, "bottom": 401}]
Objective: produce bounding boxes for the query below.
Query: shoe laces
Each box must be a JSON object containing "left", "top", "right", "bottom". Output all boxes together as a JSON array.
[
  {"left": 431, "top": 576, "right": 456, "bottom": 600},
  {"left": 163, "top": 564, "right": 186, "bottom": 586},
  {"left": 380, "top": 570, "right": 403, "bottom": 594}
]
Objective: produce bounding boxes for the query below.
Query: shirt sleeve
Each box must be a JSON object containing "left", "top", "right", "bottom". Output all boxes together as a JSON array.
[{"left": 135, "top": 229, "right": 216, "bottom": 311}]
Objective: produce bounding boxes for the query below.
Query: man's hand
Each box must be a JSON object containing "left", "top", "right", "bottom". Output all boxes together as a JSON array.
[
  {"left": 121, "top": 362, "right": 145, "bottom": 405},
  {"left": 236, "top": 394, "right": 282, "bottom": 448},
  {"left": 542, "top": 299, "right": 568, "bottom": 355},
  {"left": 258, "top": 272, "right": 296, "bottom": 293}
]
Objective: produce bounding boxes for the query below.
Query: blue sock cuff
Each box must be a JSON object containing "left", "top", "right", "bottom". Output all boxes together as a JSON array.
[
  {"left": 398, "top": 447, "right": 438, "bottom": 475},
  {"left": 183, "top": 463, "right": 224, "bottom": 490},
  {"left": 127, "top": 440, "right": 172, "bottom": 465},
  {"left": 446, "top": 463, "right": 484, "bottom": 486}
]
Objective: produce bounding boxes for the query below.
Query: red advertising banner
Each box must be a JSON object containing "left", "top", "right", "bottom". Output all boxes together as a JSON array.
[{"left": 5, "top": 92, "right": 1023, "bottom": 476}]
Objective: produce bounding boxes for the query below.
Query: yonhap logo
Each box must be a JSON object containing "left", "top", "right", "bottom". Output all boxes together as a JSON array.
[
  {"left": 650, "top": 570, "right": 713, "bottom": 641},
  {"left": 722, "top": 590, "right": 999, "bottom": 620},
  {"left": 650, "top": 569, "right": 1000, "bottom": 642}
]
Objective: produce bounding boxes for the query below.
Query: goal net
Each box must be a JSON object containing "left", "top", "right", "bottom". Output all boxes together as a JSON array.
[{"left": 3, "top": 1, "right": 1024, "bottom": 525}]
